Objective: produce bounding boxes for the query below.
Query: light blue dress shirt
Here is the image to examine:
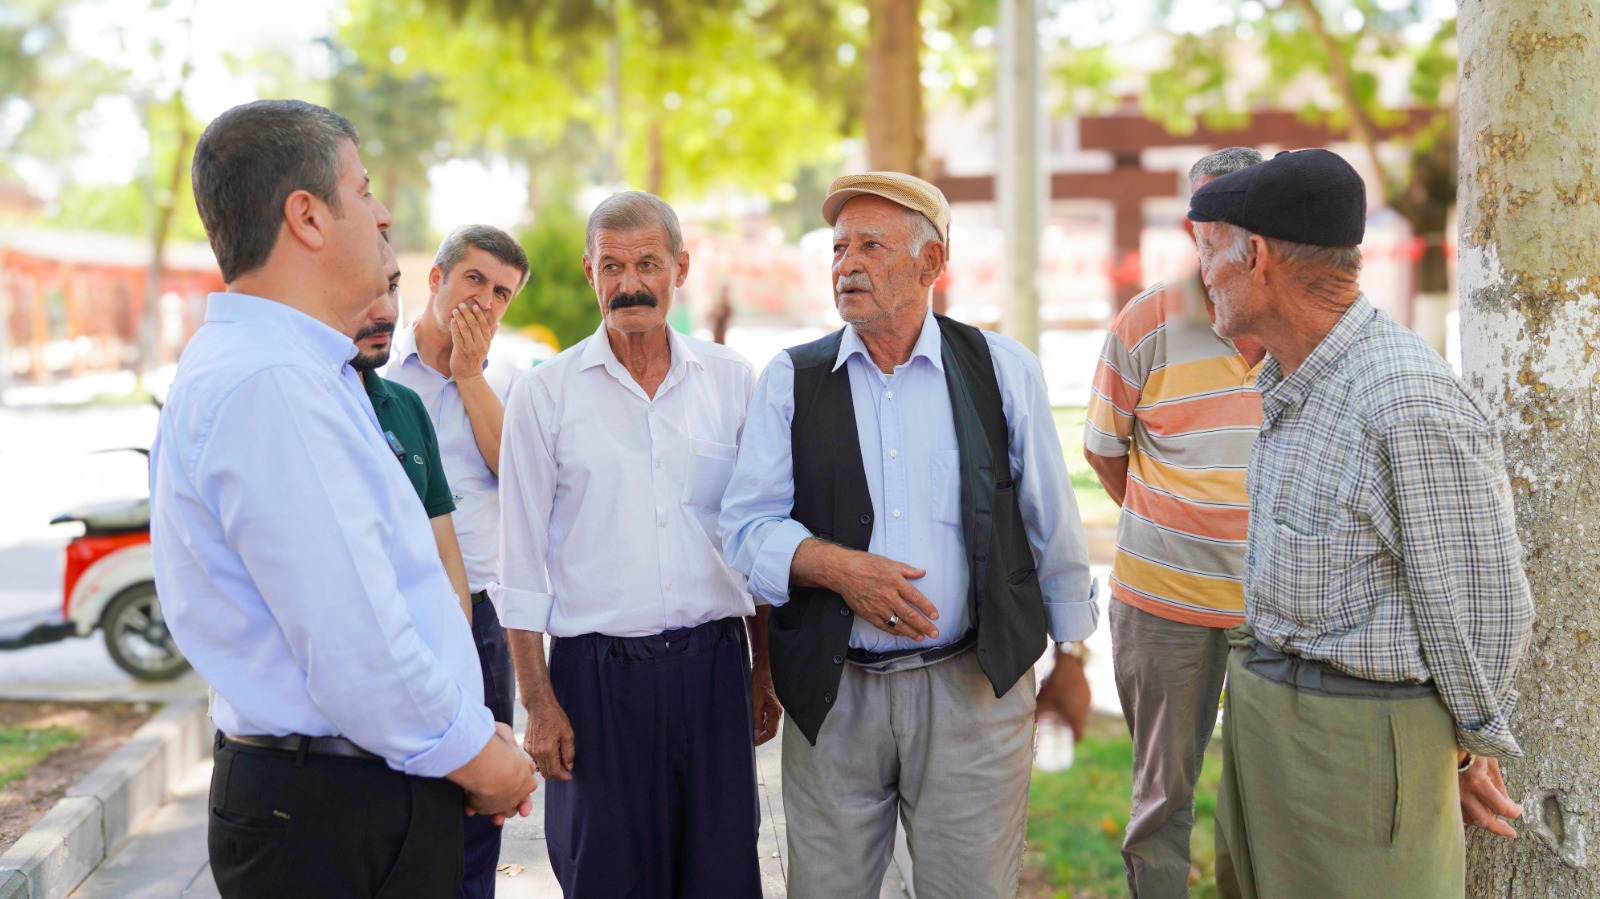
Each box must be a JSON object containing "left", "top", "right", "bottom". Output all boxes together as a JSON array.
[
  {"left": 150, "top": 293, "right": 494, "bottom": 778},
  {"left": 720, "top": 310, "right": 1098, "bottom": 652}
]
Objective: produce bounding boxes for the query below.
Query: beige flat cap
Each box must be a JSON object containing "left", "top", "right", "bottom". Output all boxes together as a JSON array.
[{"left": 822, "top": 171, "right": 951, "bottom": 245}]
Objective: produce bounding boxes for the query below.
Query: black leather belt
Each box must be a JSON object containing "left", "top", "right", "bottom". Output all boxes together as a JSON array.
[
  {"left": 223, "top": 733, "right": 381, "bottom": 761},
  {"left": 471, "top": 590, "right": 490, "bottom": 606}
]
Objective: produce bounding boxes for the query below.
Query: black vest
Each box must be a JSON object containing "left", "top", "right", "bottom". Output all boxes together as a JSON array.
[{"left": 771, "top": 314, "right": 1048, "bottom": 745}]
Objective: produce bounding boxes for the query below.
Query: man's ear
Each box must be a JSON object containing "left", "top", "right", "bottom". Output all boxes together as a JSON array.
[
  {"left": 582, "top": 255, "right": 597, "bottom": 291},
  {"left": 282, "top": 190, "right": 326, "bottom": 251},
  {"left": 674, "top": 250, "right": 691, "bottom": 287},
  {"left": 428, "top": 264, "right": 443, "bottom": 297},
  {"left": 919, "top": 241, "right": 948, "bottom": 288},
  {"left": 1247, "top": 234, "right": 1272, "bottom": 284}
]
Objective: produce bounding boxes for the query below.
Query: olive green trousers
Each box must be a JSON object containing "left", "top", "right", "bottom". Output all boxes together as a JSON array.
[{"left": 1214, "top": 628, "right": 1465, "bottom": 899}]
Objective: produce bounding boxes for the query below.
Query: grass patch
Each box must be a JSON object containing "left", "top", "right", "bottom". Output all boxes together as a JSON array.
[
  {"left": 0, "top": 726, "right": 83, "bottom": 790},
  {"left": 1026, "top": 716, "right": 1224, "bottom": 898},
  {"left": 1053, "top": 407, "right": 1120, "bottom": 531}
]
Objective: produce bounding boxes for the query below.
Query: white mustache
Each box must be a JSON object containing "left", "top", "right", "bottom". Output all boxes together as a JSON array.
[{"left": 835, "top": 275, "right": 872, "bottom": 293}]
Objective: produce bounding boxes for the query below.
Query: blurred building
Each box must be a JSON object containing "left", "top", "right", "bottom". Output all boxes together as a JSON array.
[{"left": 0, "top": 230, "right": 223, "bottom": 386}]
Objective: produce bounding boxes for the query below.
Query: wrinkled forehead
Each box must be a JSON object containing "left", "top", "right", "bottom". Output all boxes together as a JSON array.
[{"left": 590, "top": 226, "right": 674, "bottom": 260}]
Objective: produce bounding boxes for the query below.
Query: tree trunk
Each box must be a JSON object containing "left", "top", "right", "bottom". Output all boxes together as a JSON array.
[
  {"left": 1459, "top": 2, "right": 1600, "bottom": 895},
  {"left": 864, "top": 0, "right": 923, "bottom": 175}
]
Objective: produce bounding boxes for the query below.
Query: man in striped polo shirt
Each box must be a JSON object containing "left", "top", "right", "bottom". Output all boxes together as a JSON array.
[{"left": 1084, "top": 147, "right": 1264, "bottom": 898}]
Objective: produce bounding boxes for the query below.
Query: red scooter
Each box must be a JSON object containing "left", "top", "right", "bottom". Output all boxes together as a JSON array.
[{"left": 0, "top": 449, "right": 188, "bottom": 681}]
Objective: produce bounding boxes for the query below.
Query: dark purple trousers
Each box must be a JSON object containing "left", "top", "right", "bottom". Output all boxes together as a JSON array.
[{"left": 545, "top": 616, "right": 763, "bottom": 899}]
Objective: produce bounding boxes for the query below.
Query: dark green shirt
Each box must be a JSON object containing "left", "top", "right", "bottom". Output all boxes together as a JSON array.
[{"left": 364, "top": 372, "right": 456, "bottom": 519}]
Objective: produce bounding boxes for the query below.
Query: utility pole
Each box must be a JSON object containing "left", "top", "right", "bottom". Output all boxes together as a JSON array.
[
  {"left": 997, "top": 0, "right": 1043, "bottom": 351},
  {"left": 1459, "top": 0, "right": 1600, "bottom": 895}
]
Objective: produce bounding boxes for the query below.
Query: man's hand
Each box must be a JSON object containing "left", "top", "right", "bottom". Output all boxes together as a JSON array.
[
  {"left": 1460, "top": 753, "right": 1522, "bottom": 838},
  {"left": 449, "top": 302, "right": 493, "bottom": 380},
  {"left": 1035, "top": 644, "right": 1091, "bottom": 742},
  {"left": 459, "top": 722, "right": 537, "bottom": 826},
  {"left": 751, "top": 658, "right": 783, "bottom": 746},
  {"left": 524, "top": 695, "right": 576, "bottom": 782},
  {"left": 792, "top": 540, "right": 940, "bottom": 641}
]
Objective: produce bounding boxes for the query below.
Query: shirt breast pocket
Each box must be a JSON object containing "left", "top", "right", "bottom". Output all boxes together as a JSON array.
[
  {"left": 683, "top": 438, "right": 739, "bottom": 511},
  {"left": 931, "top": 449, "right": 961, "bottom": 525}
]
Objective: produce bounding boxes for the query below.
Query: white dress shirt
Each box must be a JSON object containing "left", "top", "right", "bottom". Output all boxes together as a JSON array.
[
  {"left": 491, "top": 325, "right": 756, "bottom": 638},
  {"left": 150, "top": 293, "right": 493, "bottom": 777},
  {"left": 382, "top": 324, "right": 519, "bottom": 593},
  {"left": 720, "top": 310, "right": 1098, "bottom": 652}
]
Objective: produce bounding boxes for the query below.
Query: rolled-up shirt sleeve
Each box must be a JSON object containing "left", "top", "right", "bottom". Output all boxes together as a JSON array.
[
  {"left": 988, "top": 335, "right": 1099, "bottom": 643},
  {"left": 199, "top": 369, "right": 493, "bottom": 777},
  {"left": 490, "top": 371, "right": 558, "bottom": 632},
  {"left": 1382, "top": 415, "right": 1534, "bottom": 758},
  {"left": 720, "top": 353, "right": 810, "bottom": 607}
]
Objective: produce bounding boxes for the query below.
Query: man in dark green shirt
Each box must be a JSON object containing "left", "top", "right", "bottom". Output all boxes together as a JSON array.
[{"left": 350, "top": 240, "right": 474, "bottom": 619}]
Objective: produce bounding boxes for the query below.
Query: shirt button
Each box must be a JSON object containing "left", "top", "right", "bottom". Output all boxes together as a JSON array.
[
  {"left": 859, "top": 514, "right": 870, "bottom": 525},
  {"left": 889, "top": 449, "right": 898, "bottom": 459},
  {"left": 884, "top": 390, "right": 894, "bottom": 399},
  {"left": 665, "top": 583, "right": 673, "bottom": 592},
  {"left": 659, "top": 520, "right": 667, "bottom": 528},
  {"left": 655, "top": 461, "right": 663, "bottom": 469},
  {"left": 839, "top": 607, "right": 851, "bottom": 617},
  {"left": 892, "top": 509, "right": 902, "bottom": 518},
  {"left": 823, "top": 693, "right": 834, "bottom": 704},
  {"left": 832, "top": 654, "right": 843, "bottom": 665}
]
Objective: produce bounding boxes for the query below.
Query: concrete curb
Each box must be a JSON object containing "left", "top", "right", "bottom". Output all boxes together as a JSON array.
[{"left": 0, "top": 695, "right": 209, "bottom": 899}]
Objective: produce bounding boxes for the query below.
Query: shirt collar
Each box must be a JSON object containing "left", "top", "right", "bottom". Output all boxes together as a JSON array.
[
  {"left": 578, "top": 323, "right": 703, "bottom": 378},
  {"left": 392, "top": 321, "right": 422, "bottom": 365},
  {"left": 833, "top": 308, "right": 945, "bottom": 373},
  {"left": 1258, "top": 294, "right": 1375, "bottom": 410},
  {"left": 362, "top": 370, "right": 394, "bottom": 405},
  {"left": 204, "top": 292, "right": 357, "bottom": 370}
]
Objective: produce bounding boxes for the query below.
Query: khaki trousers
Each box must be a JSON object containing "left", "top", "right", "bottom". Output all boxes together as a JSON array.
[
  {"left": 1215, "top": 632, "right": 1465, "bottom": 899},
  {"left": 1111, "top": 600, "right": 1231, "bottom": 898},
  {"left": 782, "top": 649, "right": 1036, "bottom": 899}
]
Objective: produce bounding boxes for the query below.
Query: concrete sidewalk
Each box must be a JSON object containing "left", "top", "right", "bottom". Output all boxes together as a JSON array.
[
  {"left": 64, "top": 600, "right": 1118, "bottom": 898},
  {"left": 64, "top": 718, "right": 907, "bottom": 899}
]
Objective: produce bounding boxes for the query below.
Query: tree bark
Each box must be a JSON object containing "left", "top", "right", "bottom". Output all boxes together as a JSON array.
[
  {"left": 1459, "top": 2, "right": 1600, "bottom": 895},
  {"left": 864, "top": 0, "right": 923, "bottom": 175}
]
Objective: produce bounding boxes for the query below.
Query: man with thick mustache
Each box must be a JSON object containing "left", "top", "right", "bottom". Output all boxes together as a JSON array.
[
  {"left": 349, "top": 237, "right": 474, "bottom": 622},
  {"left": 494, "top": 191, "right": 779, "bottom": 897},
  {"left": 720, "top": 173, "right": 1097, "bottom": 898},
  {"left": 382, "top": 223, "right": 529, "bottom": 898}
]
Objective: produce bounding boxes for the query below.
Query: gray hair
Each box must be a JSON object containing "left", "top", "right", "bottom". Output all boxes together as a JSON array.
[
  {"left": 434, "top": 224, "right": 530, "bottom": 292},
  {"left": 192, "top": 100, "right": 359, "bottom": 282},
  {"left": 1188, "top": 147, "right": 1264, "bottom": 188},
  {"left": 905, "top": 209, "right": 941, "bottom": 257},
  {"left": 585, "top": 191, "right": 684, "bottom": 258},
  {"left": 1216, "top": 220, "right": 1363, "bottom": 276}
]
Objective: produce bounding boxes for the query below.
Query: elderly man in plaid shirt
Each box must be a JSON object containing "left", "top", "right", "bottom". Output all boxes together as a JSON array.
[{"left": 1187, "top": 148, "right": 1534, "bottom": 899}]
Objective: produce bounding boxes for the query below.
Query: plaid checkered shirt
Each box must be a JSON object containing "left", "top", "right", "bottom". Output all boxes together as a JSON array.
[{"left": 1244, "top": 295, "right": 1533, "bottom": 759}]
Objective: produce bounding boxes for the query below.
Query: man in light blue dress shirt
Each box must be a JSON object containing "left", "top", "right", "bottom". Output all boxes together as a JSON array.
[
  {"left": 151, "top": 99, "right": 535, "bottom": 898},
  {"left": 720, "top": 172, "right": 1098, "bottom": 898},
  {"left": 382, "top": 223, "right": 529, "bottom": 899}
]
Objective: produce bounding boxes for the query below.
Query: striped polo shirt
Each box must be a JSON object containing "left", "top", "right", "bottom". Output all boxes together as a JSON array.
[{"left": 1085, "top": 281, "right": 1263, "bottom": 628}]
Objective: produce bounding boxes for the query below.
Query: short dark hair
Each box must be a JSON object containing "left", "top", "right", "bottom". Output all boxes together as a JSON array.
[
  {"left": 191, "top": 100, "right": 360, "bottom": 282},
  {"left": 433, "top": 225, "right": 531, "bottom": 293}
]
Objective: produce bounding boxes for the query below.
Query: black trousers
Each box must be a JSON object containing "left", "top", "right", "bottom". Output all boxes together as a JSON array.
[
  {"left": 209, "top": 734, "right": 464, "bottom": 898},
  {"left": 546, "top": 616, "right": 763, "bottom": 899},
  {"left": 461, "top": 595, "right": 515, "bottom": 899}
]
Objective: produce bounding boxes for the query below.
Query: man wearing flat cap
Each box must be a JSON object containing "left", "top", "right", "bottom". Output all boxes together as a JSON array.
[
  {"left": 1189, "top": 148, "right": 1533, "bottom": 898},
  {"left": 720, "top": 172, "right": 1098, "bottom": 897}
]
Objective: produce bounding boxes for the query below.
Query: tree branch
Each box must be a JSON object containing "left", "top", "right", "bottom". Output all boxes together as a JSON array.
[{"left": 1283, "top": 0, "right": 1395, "bottom": 205}]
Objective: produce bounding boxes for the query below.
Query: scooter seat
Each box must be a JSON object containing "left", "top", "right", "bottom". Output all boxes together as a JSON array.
[{"left": 52, "top": 497, "right": 150, "bottom": 534}]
